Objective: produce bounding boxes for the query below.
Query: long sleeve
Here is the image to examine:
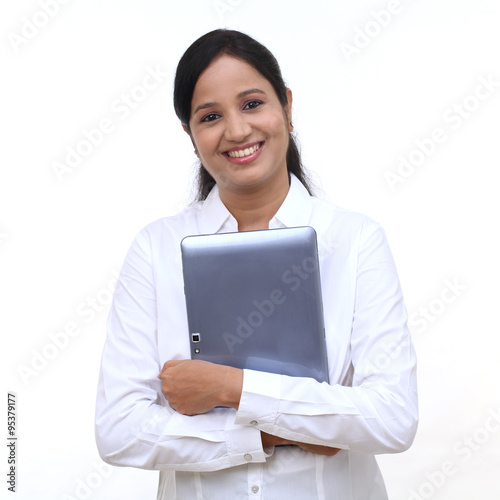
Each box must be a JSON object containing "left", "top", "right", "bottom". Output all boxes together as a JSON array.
[
  {"left": 234, "top": 219, "right": 418, "bottom": 454},
  {"left": 95, "top": 177, "right": 415, "bottom": 499},
  {"left": 95, "top": 228, "right": 268, "bottom": 471}
]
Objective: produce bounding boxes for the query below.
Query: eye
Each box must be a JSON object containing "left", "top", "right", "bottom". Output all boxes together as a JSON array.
[
  {"left": 201, "top": 113, "right": 220, "bottom": 123},
  {"left": 243, "top": 100, "right": 263, "bottom": 110}
]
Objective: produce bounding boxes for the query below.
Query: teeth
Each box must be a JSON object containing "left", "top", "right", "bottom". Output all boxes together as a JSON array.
[{"left": 227, "top": 143, "right": 260, "bottom": 158}]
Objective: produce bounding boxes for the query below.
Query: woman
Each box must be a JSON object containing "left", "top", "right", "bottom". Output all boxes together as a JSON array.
[{"left": 95, "top": 29, "right": 418, "bottom": 499}]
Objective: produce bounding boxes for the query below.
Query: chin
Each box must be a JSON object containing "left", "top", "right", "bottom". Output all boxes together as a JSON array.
[{"left": 230, "top": 169, "right": 275, "bottom": 188}]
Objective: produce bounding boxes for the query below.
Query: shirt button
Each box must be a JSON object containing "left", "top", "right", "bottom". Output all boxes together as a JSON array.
[
  {"left": 250, "top": 420, "right": 258, "bottom": 426},
  {"left": 244, "top": 453, "right": 253, "bottom": 461},
  {"left": 251, "top": 485, "right": 259, "bottom": 493}
]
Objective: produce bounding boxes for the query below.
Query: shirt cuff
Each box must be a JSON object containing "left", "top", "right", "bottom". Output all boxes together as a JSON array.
[
  {"left": 224, "top": 411, "right": 271, "bottom": 467},
  {"left": 234, "top": 369, "right": 281, "bottom": 430}
]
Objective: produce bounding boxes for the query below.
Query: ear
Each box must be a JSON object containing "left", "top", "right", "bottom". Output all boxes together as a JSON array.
[
  {"left": 183, "top": 124, "right": 199, "bottom": 157},
  {"left": 285, "top": 88, "right": 293, "bottom": 132}
]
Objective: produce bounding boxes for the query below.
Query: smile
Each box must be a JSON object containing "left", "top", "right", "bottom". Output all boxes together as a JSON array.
[{"left": 225, "top": 142, "right": 263, "bottom": 159}]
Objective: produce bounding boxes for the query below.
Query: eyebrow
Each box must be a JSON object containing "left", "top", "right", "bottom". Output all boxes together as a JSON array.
[{"left": 192, "top": 88, "right": 266, "bottom": 116}]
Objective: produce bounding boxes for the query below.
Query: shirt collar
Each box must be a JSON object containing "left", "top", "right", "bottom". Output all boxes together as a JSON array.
[
  {"left": 271, "top": 174, "right": 314, "bottom": 228},
  {"left": 198, "top": 174, "right": 314, "bottom": 234},
  {"left": 198, "top": 183, "right": 234, "bottom": 234}
]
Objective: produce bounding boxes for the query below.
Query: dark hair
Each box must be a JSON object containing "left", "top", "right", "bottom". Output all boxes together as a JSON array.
[{"left": 173, "top": 29, "right": 314, "bottom": 201}]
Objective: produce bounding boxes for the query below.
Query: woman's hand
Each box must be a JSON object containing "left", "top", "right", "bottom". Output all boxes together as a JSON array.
[
  {"left": 159, "top": 360, "right": 341, "bottom": 456},
  {"left": 291, "top": 441, "right": 341, "bottom": 457},
  {"left": 261, "top": 432, "right": 341, "bottom": 457},
  {"left": 158, "top": 359, "right": 243, "bottom": 416}
]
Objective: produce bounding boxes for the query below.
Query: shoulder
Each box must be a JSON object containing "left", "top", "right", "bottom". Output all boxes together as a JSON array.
[
  {"left": 310, "top": 195, "right": 381, "bottom": 235},
  {"left": 126, "top": 202, "right": 205, "bottom": 257},
  {"left": 307, "top": 196, "right": 389, "bottom": 265}
]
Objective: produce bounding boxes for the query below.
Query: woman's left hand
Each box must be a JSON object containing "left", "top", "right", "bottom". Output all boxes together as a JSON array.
[{"left": 158, "top": 359, "right": 243, "bottom": 415}]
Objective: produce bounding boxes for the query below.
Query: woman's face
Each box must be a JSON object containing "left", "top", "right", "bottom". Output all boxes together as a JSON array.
[{"left": 187, "top": 54, "right": 292, "bottom": 194}]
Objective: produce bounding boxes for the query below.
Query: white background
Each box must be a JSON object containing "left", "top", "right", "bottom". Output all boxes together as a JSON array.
[{"left": 1, "top": 0, "right": 500, "bottom": 499}]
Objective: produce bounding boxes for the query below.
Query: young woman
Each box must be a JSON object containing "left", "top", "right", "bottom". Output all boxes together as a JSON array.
[{"left": 95, "top": 29, "right": 418, "bottom": 499}]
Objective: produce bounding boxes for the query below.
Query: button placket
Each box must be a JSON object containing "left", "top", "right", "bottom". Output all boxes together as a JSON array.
[{"left": 247, "top": 463, "right": 262, "bottom": 498}]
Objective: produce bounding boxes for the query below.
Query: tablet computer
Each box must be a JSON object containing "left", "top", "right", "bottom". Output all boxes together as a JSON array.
[{"left": 181, "top": 226, "right": 329, "bottom": 383}]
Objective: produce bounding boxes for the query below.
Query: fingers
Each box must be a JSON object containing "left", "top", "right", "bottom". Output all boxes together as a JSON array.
[
  {"left": 157, "top": 359, "right": 187, "bottom": 378},
  {"left": 319, "top": 447, "right": 341, "bottom": 457},
  {"left": 297, "top": 443, "right": 341, "bottom": 456},
  {"left": 156, "top": 360, "right": 241, "bottom": 415},
  {"left": 261, "top": 432, "right": 289, "bottom": 447}
]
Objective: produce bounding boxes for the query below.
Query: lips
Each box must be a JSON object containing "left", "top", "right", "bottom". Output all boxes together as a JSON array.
[{"left": 223, "top": 142, "right": 263, "bottom": 159}]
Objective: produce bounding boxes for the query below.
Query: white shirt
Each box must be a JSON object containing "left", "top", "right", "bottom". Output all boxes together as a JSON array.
[{"left": 95, "top": 174, "right": 418, "bottom": 499}]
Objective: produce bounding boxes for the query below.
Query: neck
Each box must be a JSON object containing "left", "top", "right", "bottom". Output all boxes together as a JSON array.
[{"left": 219, "top": 171, "right": 290, "bottom": 232}]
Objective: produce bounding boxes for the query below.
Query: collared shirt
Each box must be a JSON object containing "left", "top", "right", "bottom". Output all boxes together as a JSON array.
[{"left": 95, "top": 175, "right": 418, "bottom": 499}]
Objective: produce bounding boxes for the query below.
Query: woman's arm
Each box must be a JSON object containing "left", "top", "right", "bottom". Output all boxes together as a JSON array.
[
  {"left": 234, "top": 221, "right": 418, "bottom": 454},
  {"left": 95, "top": 230, "right": 269, "bottom": 472},
  {"left": 157, "top": 359, "right": 341, "bottom": 456},
  {"left": 156, "top": 221, "right": 417, "bottom": 455}
]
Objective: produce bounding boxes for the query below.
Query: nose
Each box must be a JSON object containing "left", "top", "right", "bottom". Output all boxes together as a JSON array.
[{"left": 224, "top": 112, "right": 251, "bottom": 142}]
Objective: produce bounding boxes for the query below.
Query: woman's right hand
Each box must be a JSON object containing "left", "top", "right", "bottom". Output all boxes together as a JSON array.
[{"left": 260, "top": 432, "right": 341, "bottom": 457}]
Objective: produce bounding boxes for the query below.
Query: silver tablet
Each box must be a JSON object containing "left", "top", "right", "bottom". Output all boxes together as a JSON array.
[{"left": 181, "top": 226, "right": 329, "bottom": 383}]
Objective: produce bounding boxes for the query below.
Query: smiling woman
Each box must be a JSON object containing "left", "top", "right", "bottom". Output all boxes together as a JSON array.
[
  {"left": 95, "top": 28, "right": 418, "bottom": 500},
  {"left": 186, "top": 54, "right": 292, "bottom": 231},
  {"left": 173, "top": 29, "right": 313, "bottom": 203}
]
